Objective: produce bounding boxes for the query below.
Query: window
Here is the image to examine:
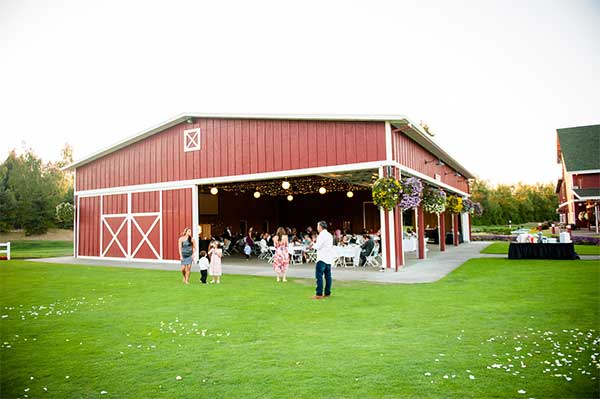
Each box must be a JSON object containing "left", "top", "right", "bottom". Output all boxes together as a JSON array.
[{"left": 183, "top": 128, "right": 201, "bottom": 152}]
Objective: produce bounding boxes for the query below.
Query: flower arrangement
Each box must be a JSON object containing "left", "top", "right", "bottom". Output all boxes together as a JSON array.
[
  {"left": 372, "top": 177, "right": 402, "bottom": 211},
  {"left": 422, "top": 186, "right": 447, "bottom": 214},
  {"left": 446, "top": 195, "right": 463, "bottom": 214},
  {"left": 398, "top": 177, "right": 423, "bottom": 210},
  {"left": 473, "top": 202, "right": 483, "bottom": 217},
  {"left": 461, "top": 198, "right": 475, "bottom": 214}
]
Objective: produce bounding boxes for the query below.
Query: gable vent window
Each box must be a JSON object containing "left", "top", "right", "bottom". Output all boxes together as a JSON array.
[{"left": 183, "top": 128, "right": 201, "bottom": 152}]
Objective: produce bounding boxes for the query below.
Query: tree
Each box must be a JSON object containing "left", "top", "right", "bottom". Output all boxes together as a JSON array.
[{"left": 56, "top": 202, "right": 74, "bottom": 229}]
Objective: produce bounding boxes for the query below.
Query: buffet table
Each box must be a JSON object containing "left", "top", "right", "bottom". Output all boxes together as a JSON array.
[{"left": 508, "top": 243, "right": 580, "bottom": 260}]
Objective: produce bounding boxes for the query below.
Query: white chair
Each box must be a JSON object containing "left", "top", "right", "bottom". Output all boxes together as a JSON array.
[
  {"left": 305, "top": 249, "right": 317, "bottom": 263},
  {"left": 222, "top": 240, "right": 231, "bottom": 256},
  {"left": 365, "top": 244, "right": 381, "bottom": 268},
  {"left": 258, "top": 240, "right": 269, "bottom": 259}
]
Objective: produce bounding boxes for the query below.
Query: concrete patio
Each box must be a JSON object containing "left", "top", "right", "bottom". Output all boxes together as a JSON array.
[{"left": 30, "top": 242, "right": 501, "bottom": 284}]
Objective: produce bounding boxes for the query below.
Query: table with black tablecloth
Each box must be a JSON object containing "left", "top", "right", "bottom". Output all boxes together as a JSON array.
[{"left": 508, "top": 243, "right": 580, "bottom": 260}]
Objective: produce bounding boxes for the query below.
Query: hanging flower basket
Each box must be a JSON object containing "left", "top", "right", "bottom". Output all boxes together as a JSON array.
[
  {"left": 446, "top": 195, "right": 463, "bottom": 214},
  {"left": 398, "top": 177, "right": 423, "bottom": 210},
  {"left": 461, "top": 197, "right": 475, "bottom": 214},
  {"left": 422, "top": 186, "right": 447, "bottom": 214},
  {"left": 372, "top": 177, "right": 402, "bottom": 211},
  {"left": 473, "top": 202, "right": 483, "bottom": 217}
]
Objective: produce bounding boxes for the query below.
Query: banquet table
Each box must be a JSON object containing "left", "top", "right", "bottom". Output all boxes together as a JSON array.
[
  {"left": 402, "top": 237, "right": 418, "bottom": 252},
  {"left": 334, "top": 245, "right": 361, "bottom": 267},
  {"left": 508, "top": 243, "right": 580, "bottom": 260}
]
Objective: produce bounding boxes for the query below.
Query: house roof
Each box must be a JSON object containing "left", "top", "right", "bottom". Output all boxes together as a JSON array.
[
  {"left": 64, "top": 112, "right": 474, "bottom": 179},
  {"left": 557, "top": 124, "right": 600, "bottom": 172},
  {"left": 573, "top": 188, "right": 600, "bottom": 199}
]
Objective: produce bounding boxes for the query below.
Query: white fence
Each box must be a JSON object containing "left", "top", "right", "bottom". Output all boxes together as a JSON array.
[{"left": 0, "top": 242, "right": 10, "bottom": 260}]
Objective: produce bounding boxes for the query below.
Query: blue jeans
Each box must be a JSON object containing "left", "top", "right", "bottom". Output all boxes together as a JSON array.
[{"left": 315, "top": 261, "right": 332, "bottom": 296}]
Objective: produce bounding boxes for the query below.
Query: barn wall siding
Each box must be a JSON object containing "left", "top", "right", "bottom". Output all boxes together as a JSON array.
[
  {"left": 78, "top": 196, "right": 101, "bottom": 256},
  {"left": 392, "top": 132, "right": 469, "bottom": 193},
  {"left": 77, "top": 119, "right": 387, "bottom": 191},
  {"left": 162, "top": 188, "right": 193, "bottom": 261}
]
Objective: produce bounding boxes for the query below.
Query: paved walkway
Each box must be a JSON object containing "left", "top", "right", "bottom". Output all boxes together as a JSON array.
[{"left": 31, "top": 242, "right": 502, "bottom": 284}]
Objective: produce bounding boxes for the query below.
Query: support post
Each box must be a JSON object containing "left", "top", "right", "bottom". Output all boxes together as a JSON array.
[
  {"left": 417, "top": 205, "right": 425, "bottom": 259},
  {"left": 453, "top": 213, "right": 459, "bottom": 246},
  {"left": 439, "top": 212, "right": 446, "bottom": 252}
]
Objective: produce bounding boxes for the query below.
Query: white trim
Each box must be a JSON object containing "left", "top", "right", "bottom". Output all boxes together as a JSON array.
[
  {"left": 74, "top": 161, "right": 388, "bottom": 196},
  {"left": 99, "top": 195, "right": 103, "bottom": 257},
  {"left": 131, "top": 215, "right": 161, "bottom": 259},
  {"left": 159, "top": 190, "right": 163, "bottom": 259},
  {"left": 393, "top": 161, "right": 470, "bottom": 197},
  {"left": 191, "top": 185, "right": 199, "bottom": 262},
  {"left": 127, "top": 192, "right": 132, "bottom": 260},
  {"left": 100, "top": 215, "right": 128, "bottom": 258},
  {"left": 416, "top": 208, "right": 426, "bottom": 259},
  {"left": 76, "top": 195, "right": 80, "bottom": 257},
  {"left": 385, "top": 121, "right": 393, "bottom": 161},
  {"left": 378, "top": 167, "right": 387, "bottom": 269},
  {"left": 77, "top": 255, "right": 180, "bottom": 264},
  {"left": 183, "top": 128, "right": 201, "bottom": 152},
  {"left": 398, "top": 210, "right": 404, "bottom": 266},
  {"left": 567, "top": 169, "right": 600, "bottom": 175},
  {"left": 461, "top": 212, "right": 470, "bottom": 243},
  {"left": 387, "top": 205, "right": 396, "bottom": 269}
]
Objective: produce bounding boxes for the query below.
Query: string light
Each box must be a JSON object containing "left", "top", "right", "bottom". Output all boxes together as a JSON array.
[
  {"left": 347, "top": 191, "right": 354, "bottom": 198},
  {"left": 287, "top": 195, "right": 294, "bottom": 201},
  {"left": 206, "top": 176, "right": 368, "bottom": 196},
  {"left": 210, "top": 187, "right": 218, "bottom": 195},
  {"left": 253, "top": 191, "right": 261, "bottom": 199},
  {"left": 319, "top": 187, "right": 327, "bottom": 194},
  {"left": 282, "top": 180, "right": 291, "bottom": 190}
]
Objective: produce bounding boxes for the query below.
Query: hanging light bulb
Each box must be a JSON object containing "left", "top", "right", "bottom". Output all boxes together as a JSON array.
[
  {"left": 253, "top": 191, "right": 261, "bottom": 199},
  {"left": 287, "top": 195, "right": 294, "bottom": 201},
  {"left": 210, "top": 187, "right": 218, "bottom": 195},
  {"left": 319, "top": 187, "right": 327, "bottom": 194},
  {"left": 347, "top": 191, "right": 354, "bottom": 198},
  {"left": 282, "top": 181, "right": 291, "bottom": 190}
]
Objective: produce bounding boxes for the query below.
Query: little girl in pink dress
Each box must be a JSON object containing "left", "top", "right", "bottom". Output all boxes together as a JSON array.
[
  {"left": 272, "top": 227, "right": 289, "bottom": 282},
  {"left": 209, "top": 241, "right": 223, "bottom": 283}
]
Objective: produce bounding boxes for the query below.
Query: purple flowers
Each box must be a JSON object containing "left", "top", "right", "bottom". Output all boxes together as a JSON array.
[{"left": 399, "top": 177, "right": 423, "bottom": 210}]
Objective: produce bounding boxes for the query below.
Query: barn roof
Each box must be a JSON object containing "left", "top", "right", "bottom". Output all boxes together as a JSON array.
[
  {"left": 64, "top": 113, "right": 475, "bottom": 179},
  {"left": 557, "top": 124, "right": 600, "bottom": 172}
]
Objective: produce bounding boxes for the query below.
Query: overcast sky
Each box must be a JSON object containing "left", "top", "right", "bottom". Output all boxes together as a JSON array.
[{"left": 1, "top": 0, "right": 598, "bottom": 185}]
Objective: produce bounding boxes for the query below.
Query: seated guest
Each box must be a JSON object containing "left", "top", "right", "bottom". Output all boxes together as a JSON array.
[
  {"left": 302, "top": 233, "right": 312, "bottom": 246},
  {"left": 360, "top": 234, "right": 374, "bottom": 266},
  {"left": 338, "top": 235, "right": 349, "bottom": 247},
  {"left": 333, "top": 229, "right": 342, "bottom": 246}
]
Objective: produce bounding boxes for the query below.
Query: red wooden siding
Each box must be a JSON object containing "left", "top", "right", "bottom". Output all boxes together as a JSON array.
[
  {"left": 392, "top": 132, "right": 469, "bottom": 193},
  {"left": 573, "top": 173, "right": 600, "bottom": 189},
  {"left": 102, "top": 194, "right": 127, "bottom": 214},
  {"left": 162, "top": 188, "right": 193, "bottom": 261},
  {"left": 78, "top": 196, "right": 101, "bottom": 256},
  {"left": 76, "top": 120, "right": 387, "bottom": 191},
  {"left": 101, "top": 216, "right": 128, "bottom": 258},
  {"left": 132, "top": 191, "right": 160, "bottom": 213}
]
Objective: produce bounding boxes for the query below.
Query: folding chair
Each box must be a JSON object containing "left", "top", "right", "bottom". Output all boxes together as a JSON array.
[
  {"left": 365, "top": 244, "right": 381, "bottom": 268},
  {"left": 291, "top": 247, "right": 303, "bottom": 265},
  {"left": 222, "top": 240, "right": 231, "bottom": 256}
]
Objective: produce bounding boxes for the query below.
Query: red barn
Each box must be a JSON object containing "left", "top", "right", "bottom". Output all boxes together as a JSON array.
[{"left": 66, "top": 113, "right": 474, "bottom": 269}]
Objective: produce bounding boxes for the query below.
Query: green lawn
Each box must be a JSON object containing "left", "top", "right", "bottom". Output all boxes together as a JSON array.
[
  {"left": 2, "top": 240, "right": 73, "bottom": 259},
  {"left": 1, "top": 259, "right": 598, "bottom": 398},
  {"left": 481, "top": 242, "right": 600, "bottom": 256}
]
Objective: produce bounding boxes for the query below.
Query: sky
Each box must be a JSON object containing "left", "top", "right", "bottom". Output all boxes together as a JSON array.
[{"left": 1, "top": 0, "right": 599, "bottom": 185}]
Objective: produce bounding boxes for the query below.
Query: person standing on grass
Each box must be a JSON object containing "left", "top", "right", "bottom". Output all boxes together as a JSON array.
[
  {"left": 198, "top": 250, "right": 209, "bottom": 284},
  {"left": 208, "top": 241, "right": 223, "bottom": 284},
  {"left": 272, "top": 227, "right": 290, "bottom": 282},
  {"left": 178, "top": 227, "right": 196, "bottom": 285},
  {"left": 313, "top": 221, "right": 335, "bottom": 299}
]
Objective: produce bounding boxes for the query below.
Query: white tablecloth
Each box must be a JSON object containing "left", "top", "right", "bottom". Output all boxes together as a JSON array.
[
  {"left": 334, "top": 245, "right": 361, "bottom": 267},
  {"left": 403, "top": 237, "right": 418, "bottom": 252}
]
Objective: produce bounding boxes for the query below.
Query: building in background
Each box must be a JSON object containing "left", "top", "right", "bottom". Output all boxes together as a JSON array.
[
  {"left": 556, "top": 124, "right": 600, "bottom": 233},
  {"left": 65, "top": 113, "right": 474, "bottom": 269}
]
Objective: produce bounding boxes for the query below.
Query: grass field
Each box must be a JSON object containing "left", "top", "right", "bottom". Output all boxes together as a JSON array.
[
  {"left": 1, "top": 258, "right": 599, "bottom": 398},
  {"left": 2, "top": 240, "right": 73, "bottom": 259},
  {"left": 481, "top": 242, "right": 600, "bottom": 256}
]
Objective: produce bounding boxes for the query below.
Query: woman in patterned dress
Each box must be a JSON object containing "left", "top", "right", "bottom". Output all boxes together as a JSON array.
[{"left": 272, "top": 227, "right": 289, "bottom": 282}]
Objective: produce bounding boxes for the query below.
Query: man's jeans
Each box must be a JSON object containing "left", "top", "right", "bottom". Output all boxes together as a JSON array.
[{"left": 315, "top": 260, "right": 332, "bottom": 296}]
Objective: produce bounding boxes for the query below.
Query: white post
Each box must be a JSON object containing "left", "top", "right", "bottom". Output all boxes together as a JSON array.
[
  {"left": 7, "top": 242, "right": 10, "bottom": 260},
  {"left": 378, "top": 166, "right": 387, "bottom": 269},
  {"left": 192, "top": 185, "right": 199, "bottom": 263},
  {"left": 595, "top": 204, "right": 599, "bottom": 234},
  {"left": 461, "top": 212, "right": 471, "bottom": 243}
]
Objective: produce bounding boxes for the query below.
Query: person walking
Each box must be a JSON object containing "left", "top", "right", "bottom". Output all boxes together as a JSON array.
[
  {"left": 272, "top": 227, "right": 290, "bottom": 282},
  {"left": 178, "top": 227, "right": 196, "bottom": 284},
  {"left": 313, "top": 221, "right": 335, "bottom": 299}
]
